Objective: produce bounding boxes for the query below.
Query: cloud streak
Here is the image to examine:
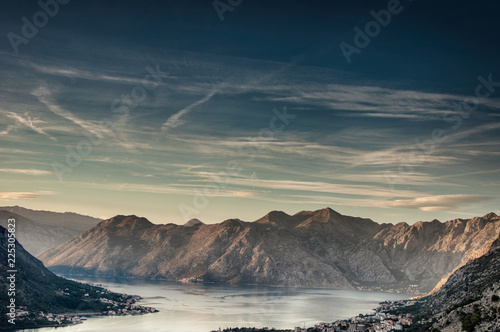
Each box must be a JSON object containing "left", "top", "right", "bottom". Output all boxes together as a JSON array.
[
  {"left": 0, "top": 191, "right": 55, "bottom": 200},
  {"left": 31, "top": 85, "right": 109, "bottom": 138},
  {"left": 0, "top": 109, "right": 56, "bottom": 140},
  {"left": 0, "top": 169, "right": 51, "bottom": 176},
  {"left": 161, "top": 89, "right": 217, "bottom": 133},
  {"left": 189, "top": 173, "right": 424, "bottom": 199},
  {"left": 29, "top": 62, "right": 153, "bottom": 86},
  {"left": 263, "top": 84, "right": 500, "bottom": 120},
  {"left": 118, "top": 183, "right": 259, "bottom": 198},
  {"left": 374, "top": 194, "right": 495, "bottom": 211}
]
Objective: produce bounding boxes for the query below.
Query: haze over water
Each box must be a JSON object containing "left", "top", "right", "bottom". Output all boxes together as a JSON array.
[{"left": 21, "top": 277, "right": 410, "bottom": 332}]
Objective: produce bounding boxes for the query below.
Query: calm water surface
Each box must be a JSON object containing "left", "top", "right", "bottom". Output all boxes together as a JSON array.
[{"left": 21, "top": 277, "right": 410, "bottom": 332}]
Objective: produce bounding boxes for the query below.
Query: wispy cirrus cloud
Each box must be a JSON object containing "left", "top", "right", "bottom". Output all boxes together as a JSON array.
[
  {"left": 31, "top": 85, "right": 110, "bottom": 138},
  {"left": 0, "top": 148, "right": 45, "bottom": 155},
  {"left": 187, "top": 172, "right": 423, "bottom": 199},
  {"left": 0, "top": 109, "right": 56, "bottom": 140},
  {"left": 374, "top": 194, "right": 495, "bottom": 211},
  {"left": 118, "top": 183, "right": 259, "bottom": 198},
  {"left": 335, "top": 172, "right": 456, "bottom": 187},
  {"left": 0, "top": 124, "right": 15, "bottom": 135},
  {"left": 444, "top": 122, "right": 500, "bottom": 143},
  {"left": 0, "top": 169, "right": 51, "bottom": 176},
  {"left": 0, "top": 191, "right": 55, "bottom": 200},
  {"left": 28, "top": 62, "right": 153, "bottom": 86},
  {"left": 162, "top": 132, "right": 463, "bottom": 169},
  {"left": 258, "top": 193, "right": 385, "bottom": 208},
  {"left": 263, "top": 84, "right": 500, "bottom": 120},
  {"left": 161, "top": 89, "right": 218, "bottom": 133}
]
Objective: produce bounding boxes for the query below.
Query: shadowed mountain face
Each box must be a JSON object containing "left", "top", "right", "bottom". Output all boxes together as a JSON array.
[
  {"left": 0, "top": 206, "right": 101, "bottom": 255},
  {"left": 0, "top": 224, "right": 65, "bottom": 316},
  {"left": 0, "top": 225, "right": 133, "bottom": 328},
  {"left": 39, "top": 209, "right": 500, "bottom": 293}
]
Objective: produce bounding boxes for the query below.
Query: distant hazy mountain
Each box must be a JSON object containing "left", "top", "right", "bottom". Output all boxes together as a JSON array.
[
  {"left": 184, "top": 218, "right": 204, "bottom": 227},
  {"left": 0, "top": 206, "right": 101, "bottom": 255},
  {"left": 38, "top": 208, "right": 500, "bottom": 293}
]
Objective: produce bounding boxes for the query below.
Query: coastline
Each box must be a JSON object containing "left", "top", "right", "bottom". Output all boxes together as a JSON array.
[{"left": 4, "top": 293, "right": 158, "bottom": 331}]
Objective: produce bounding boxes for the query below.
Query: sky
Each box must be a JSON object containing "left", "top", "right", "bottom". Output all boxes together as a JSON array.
[{"left": 0, "top": 0, "right": 499, "bottom": 225}]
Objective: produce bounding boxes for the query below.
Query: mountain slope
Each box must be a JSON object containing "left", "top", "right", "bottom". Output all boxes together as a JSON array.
[
  {"left": 0, "top": 206, "right": 101, "bottom": 255},
  {"left": 412, "top": 235, "right": 500, "bottom": 331},
  {"left": 0, "top": 225, "right": 154, "bottom": 329},
  {"left": 370, "top": 212, "right": 500, "bottom": 291},
  {"left": 39, "top": 209, "right": 500, "bottom": 293}
]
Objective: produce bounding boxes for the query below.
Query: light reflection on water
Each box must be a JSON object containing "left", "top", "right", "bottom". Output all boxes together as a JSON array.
[{"left": 19, "top": 276, "right": 410, "bottom": 332}]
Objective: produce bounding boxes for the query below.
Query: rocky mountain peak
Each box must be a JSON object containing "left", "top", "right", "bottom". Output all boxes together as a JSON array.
[
  {"left": 266, "top": 210, "right": 291, "bottom": 220},
  {"left": 100, "top": 215, "right": 153, "bottom": 229},
  {"left": 221, "top": 218, "right": 246, "bottom": 228},
  {"left": 256, "top": 210, "right": 289, "bottom": 222},
  {"left": 293, "top": 207, "right": 342, "bottom": 224},
  {"left": 483, "top": 212, "right": 498, "bottom": 220},
  {"left": 255, "top": 210, "right": 296, "bottom": 227},
  {"left": 314, "top": 207, "right": 341, "bottom": 221},
  {"left": 408, "top": 219, "right": 445, "bottom": 236}
]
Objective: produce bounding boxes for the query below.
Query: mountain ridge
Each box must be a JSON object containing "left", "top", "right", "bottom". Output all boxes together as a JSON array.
[
  {"left": 0, "top": 206, "right": 100, "bottom": 229},
  {"left": 39, "top": 208, "right": 500, "bottom": 294}
]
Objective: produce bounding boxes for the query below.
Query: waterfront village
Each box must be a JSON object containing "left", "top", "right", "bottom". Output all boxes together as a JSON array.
[
  {"left": 8, "top": 294, "right": 158, "bottom": 327},
  {"left": 218, "top": 299, "right": 432, "bottom": 332}
]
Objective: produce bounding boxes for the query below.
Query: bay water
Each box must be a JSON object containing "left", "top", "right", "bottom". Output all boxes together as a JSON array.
[{"left": 21, "top": 277, "right": 410, "bottom": 332}]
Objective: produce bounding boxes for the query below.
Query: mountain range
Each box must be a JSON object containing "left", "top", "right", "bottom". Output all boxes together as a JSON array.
[{"left": 38, "top": 208, "right": 500, "bottom": 294}]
